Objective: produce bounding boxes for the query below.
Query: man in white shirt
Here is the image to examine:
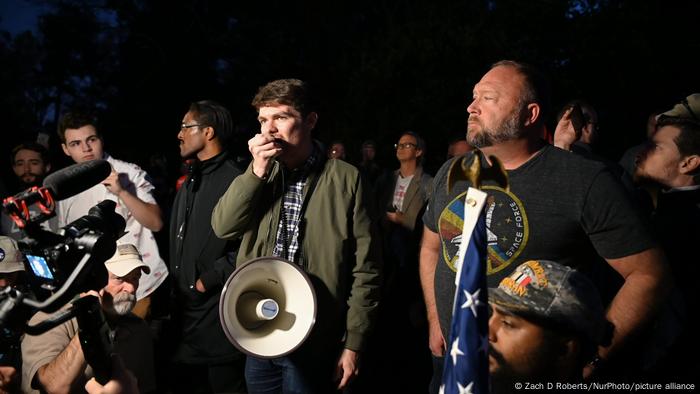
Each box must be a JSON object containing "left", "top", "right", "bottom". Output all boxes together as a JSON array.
[{"left": 55, "top": 111, "right": 168, "bottom": 314}]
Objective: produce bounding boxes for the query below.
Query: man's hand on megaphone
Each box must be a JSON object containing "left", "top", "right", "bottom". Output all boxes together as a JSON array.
[{"left": 335, "top": 348, "right": 359, "bottom": 390}]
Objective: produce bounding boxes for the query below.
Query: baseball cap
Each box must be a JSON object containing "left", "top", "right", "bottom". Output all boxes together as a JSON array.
[
  {"left": 660, "top": 93, "right": 700, "bottom": 121},
  {"left": 489, "top": 260, "right": 606, "bottom": 346},
  {"left": 0, "top": 236, "right": 25, "bottom": 273},
  {"left": 104, "top": 244, "right": 150, "bottom": 277}
]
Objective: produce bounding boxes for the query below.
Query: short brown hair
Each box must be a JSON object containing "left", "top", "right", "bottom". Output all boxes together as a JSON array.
[
  {"left": 251, "top": 79, "right": 315, "bottom": 116},
  {"left": 657, "top": 117, "right": 700, "bottom": 158},
  {"left": 491, "top": 60, "right": 551, "bottom": 125},
  {"left": 57, "top": 110, "right": 99, "bottom": 143},
  {"left": 11, "top": 141, "right": 50, "bottom": 165}
]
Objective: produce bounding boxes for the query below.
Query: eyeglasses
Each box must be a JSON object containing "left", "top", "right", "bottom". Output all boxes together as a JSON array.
[
  {"left": 394, "top": 142, "right": 417, "bottom": 150},
  {"left": 180, "top": 123, "right": 203, "bottom": 132}
]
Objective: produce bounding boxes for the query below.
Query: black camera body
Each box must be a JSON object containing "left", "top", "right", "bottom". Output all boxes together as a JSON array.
[
  {"left": 18, "top": 200, "right": 125, "bottom": 310},
  {"left": 0, "top": 196, "right": 126, "bottom": 384}
]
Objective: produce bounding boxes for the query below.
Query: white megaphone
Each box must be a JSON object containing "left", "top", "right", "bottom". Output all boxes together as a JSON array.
[{"left": 219, "top": 257, "right": 317, "bottom": 358}]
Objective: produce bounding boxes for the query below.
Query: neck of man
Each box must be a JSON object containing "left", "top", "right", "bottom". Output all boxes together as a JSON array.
[
  {"left": 481, "top": 136, "right": 545, "bottom": 171},
  {"left": 667, "top": 174, "right": 697, "bottom": 189},
  {"left": 196, "top": 140, "right": 223, "bottom": 162},
  {"left": 399, "top": 160, "right": 418, "bottom": 177},
  {"left": 282, "top": 140, "right": 314, "bottom": 170}
]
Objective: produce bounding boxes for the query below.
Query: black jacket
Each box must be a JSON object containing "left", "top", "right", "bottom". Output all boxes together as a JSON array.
[{"left": 169, "top": 151, "right": 243, "bottom": 363}]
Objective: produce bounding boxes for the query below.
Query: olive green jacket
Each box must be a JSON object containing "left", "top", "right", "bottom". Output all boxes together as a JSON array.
[{"left": 211, "top": 153, "right": 382, "bottom": 352}]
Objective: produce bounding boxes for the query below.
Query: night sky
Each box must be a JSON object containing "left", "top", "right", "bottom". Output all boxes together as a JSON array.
[
  {"left": 1, "top": 0, "right": 699, "bottom": 190},
  {"left": 0, "top": 0, "right": 44, "bottom": 35}
]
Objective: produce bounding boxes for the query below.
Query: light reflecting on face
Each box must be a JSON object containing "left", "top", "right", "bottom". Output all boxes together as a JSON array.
[
  {"left": 62, "top": 126, "right": 104, "bottom": 163},
  {"left": 178, "top": 110, "right": 206, "bottom": 159},
  {"left": 329, "top": 143, "right": 346, "bottom": 160},
  {"left": 395, "top": 134, "right": 421, "bottom": 162},
  {"left": 488, "top": 305, "right": 561, "bottom": 384},
  {"left": 257, "top": 104, "right": 315, "bottom": 166},
  {"left": 13, "top": 149, "right": 49, "bottom": 186},
  {"left": 103, "top": 269, "right": 141, "bottom": 317},
  {"left": 634, "top": 125, "right": 684, "bottom": 187},
  {"left": 466, "top": 66, "right": 527, "bottom": 148}
]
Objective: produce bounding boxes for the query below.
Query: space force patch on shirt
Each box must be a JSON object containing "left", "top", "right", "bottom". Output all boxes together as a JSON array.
[{"left": 438, "top": 186, "right": 529, "bottom": 276}]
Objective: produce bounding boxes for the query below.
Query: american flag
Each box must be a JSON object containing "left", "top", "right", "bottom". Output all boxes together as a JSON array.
[{"left": 441, "top": 191, "right": 489, "bottom": 394}]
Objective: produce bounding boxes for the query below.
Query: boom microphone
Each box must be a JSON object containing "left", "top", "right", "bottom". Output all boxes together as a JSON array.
[
  {"left": 2, "top": 160, "right": 112, "bottom": 228},
  {"left": 43, "top": 160, "right": 112, "bottom": 201}
]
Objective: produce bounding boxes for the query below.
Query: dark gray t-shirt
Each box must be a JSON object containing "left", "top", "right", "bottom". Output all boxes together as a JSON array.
[{"left": 423, "top": 144, "right": 655, "bottom": 338}]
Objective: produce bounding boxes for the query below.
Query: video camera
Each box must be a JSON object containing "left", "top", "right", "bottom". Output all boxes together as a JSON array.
[{"left": 0, "top": 159, "right": 124, "bottom": 384}]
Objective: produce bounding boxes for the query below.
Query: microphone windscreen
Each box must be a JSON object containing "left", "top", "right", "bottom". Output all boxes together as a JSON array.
[{"left": 43, "top": 160, "right": 112, "bottom": 201}]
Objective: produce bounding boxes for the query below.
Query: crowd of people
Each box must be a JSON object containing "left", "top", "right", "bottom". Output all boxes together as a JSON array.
[{"left": 0, "top": 61, "right": 698, "bottom": 393}]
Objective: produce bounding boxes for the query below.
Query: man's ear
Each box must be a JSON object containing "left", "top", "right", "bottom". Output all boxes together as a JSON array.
[
  {"left": 523, "top": 103, "right": 541, "bottom": 127},
  {"left": 680, "top": 154, "right": 700, "bottom": 175},
  {"left": 416, "top": 148, "right": 424, "bottom": 158},
  {"left": 203, "top": 126, "right": 216, "bottom": 141},
  {"left": 61, "top": 143, "right": 70, "bottom": 157},
  {"left": 45, "top": 163, "right": 52, "bottom": 173},
  {"left": 304, "top": 112, "right": 319, "bottom": 131}
]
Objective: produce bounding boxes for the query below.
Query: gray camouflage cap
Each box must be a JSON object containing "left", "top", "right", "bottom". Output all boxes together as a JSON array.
[{"left": 489, "top": 260, "right": 606, "bottom": 346}]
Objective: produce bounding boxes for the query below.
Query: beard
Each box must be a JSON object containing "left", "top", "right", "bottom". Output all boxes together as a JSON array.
[
  {"left": 104, "top": 292, "right": 136, "bottom": 317},
  {"left": 489, "top": 343, "right": 561, "bottom": 390},
  {"left": 467, "top": 108, "right": 525, "bottom": 148},
  {"left": 632, "top": 153, "right": 667, "bottom": 189},
  {"left": 19, "top": 173, "right": 44, "bottom": 187}
]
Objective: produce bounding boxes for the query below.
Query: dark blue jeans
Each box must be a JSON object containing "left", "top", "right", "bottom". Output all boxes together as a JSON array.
[{"left": 245, "top": 355, "right": 319, "bottom": 394}]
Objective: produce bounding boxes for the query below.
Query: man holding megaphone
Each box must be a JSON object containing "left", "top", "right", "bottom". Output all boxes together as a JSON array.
[{"left": 212, "top": 79, "right": 382, "bottom": 393}]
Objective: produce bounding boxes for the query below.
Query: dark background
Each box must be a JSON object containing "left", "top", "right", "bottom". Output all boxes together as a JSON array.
[{"left": 1, "top": 0, "right": 699, "bottom": 188}]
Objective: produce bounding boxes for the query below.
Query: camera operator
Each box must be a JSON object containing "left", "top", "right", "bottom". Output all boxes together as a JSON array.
[
  {"left": 0, "top": 236, "right": 27, "bottom": 393},
  {"left": 21, "top": 244, "right": 155, "bottom": 394}
]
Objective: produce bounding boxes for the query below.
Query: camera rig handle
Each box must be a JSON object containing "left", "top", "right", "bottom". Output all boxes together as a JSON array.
[
  {"left": 73, "top": 295, "right": 113, "bottom": 385},
  {"left": 21, "top": 295, "right": 113, "bottom": 385}
]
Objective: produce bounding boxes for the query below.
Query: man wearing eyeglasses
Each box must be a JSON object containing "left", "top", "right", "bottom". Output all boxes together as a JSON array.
[
  {"left": 378, "top": 131, "right": 433, "bottom": 244},
  {"left": 212, "top": 79, "right": 382, "bottom": 393},
  {"left": 169, "top": 100, "right": 246, "bottom": 393},
  {"left": 55, "top": 111, "right": 168, "bottom": 316},
  {"left": 368, "top": 131, "right": 433, "bottom": 389}
]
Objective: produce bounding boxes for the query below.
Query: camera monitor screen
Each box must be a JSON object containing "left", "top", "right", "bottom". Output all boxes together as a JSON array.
[{"left": 26, "top": 255, "right": 54, "bottom": 280}]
